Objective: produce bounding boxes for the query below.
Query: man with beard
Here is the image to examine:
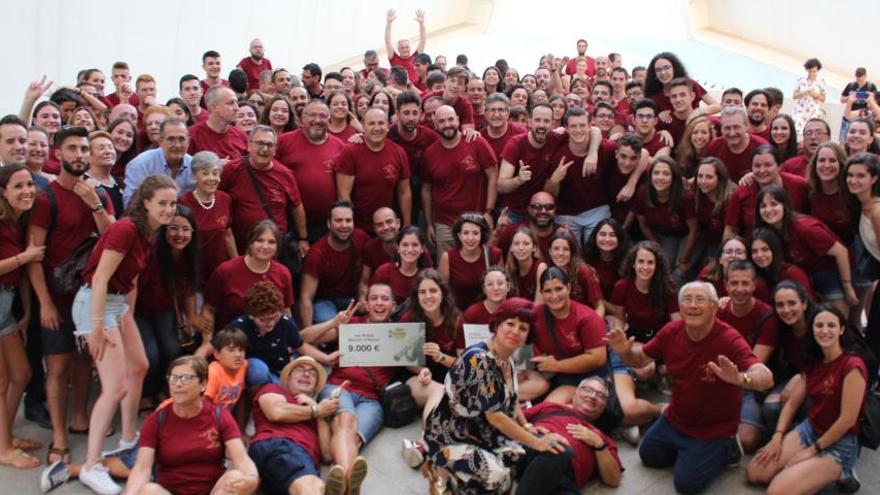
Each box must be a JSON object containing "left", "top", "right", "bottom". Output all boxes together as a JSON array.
[
  {"left": 178, "top": 74, "right": 207, "bottom": 125},
  {"left": 517, "top": 377, "right": 623, "bottom": 492},
  {"left": 744, "top": 89, "right": 772, "bottom": 141},
  {"left": 300, "top": 200, "right": 370, "bottom": 326},
  {"left": 336, "top": 108, "right": 412, "bottom": 232},
  {"left": 28, "top": 126, "right": 115, "bottom": 463},
  {"left": 480, "top": 93, "right": 528, "bottom": 160},
  {"left": 544, "top": 107, "right": 618, "bottom": 245},
  {"left": 271, "top": 69, "right": 292, "bottom": 96},
  {"left": 123, "top": 119, "right": 195, "bottom": 205},
  {"left": 497, "top": 104, "right": 564, "bottom": 223},
  {"left": 188, "top": 87, "right": 248, "bottom": 161},
  {"left": 564, "top": 39, "right": 596, "bottom": 78},
  {"left": 494, "top": 191, "right": 561, "bottom": 259},
  {"left": 220, "top": 125, "right": 308, "bottom": 253},
  {"left": 707, "top": 106, "right": 768, "bottom": 182},
  {"left": 276, "top": 100, "right": 345, "bottom": 242},
  {"left": 301, "top": 63, "right": 324, "bottom": 101},
  {"left": 782, "top": 118, "right": 830, "bottom": 176},
  {"left": 289, "top": 86, "right": 310, "bottom": 125},
  {"left": 421, "top": 67, "right": 474, "bottom": 128},
  {"left": 237, "top": 38, "right": 272, "bottom": 92},
  {"left": 422, "top": 105, "right": 498, "bottom": 258},
  {"left": 388, "top": 92, "right": 439, "bottom": 224},
  {"left": 199, "top": 50, "right": 230, "bottom": 101}
]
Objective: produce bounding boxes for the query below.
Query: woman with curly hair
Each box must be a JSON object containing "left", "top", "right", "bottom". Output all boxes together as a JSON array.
[
  {"left": 644, "top": 52, "right": 720, "bottom": 118},
  {"left": 546, "top": 231, "right": 604, "bottom": 317},
  {"left": 439, "top": 213, "right": 502, "bottom": 310},
  {"left": 674, "top": 115, "right": 716, "bottom": 178}
]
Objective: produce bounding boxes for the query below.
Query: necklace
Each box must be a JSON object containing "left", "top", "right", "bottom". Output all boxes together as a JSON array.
[{"left": 192, "top": 189, "right": 216, "bottom": 210}]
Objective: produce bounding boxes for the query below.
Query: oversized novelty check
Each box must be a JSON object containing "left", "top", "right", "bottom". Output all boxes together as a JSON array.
[
  {"left": 339, "top": 322, "right": 425, "bottom": 367},
  {"left": 462, "top": 324, "right": 534, "bottom": 371}
]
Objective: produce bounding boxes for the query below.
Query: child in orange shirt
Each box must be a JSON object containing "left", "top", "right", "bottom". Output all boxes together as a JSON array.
[{"left": 205, "top": 328, "right": 249, "bottom": 409}]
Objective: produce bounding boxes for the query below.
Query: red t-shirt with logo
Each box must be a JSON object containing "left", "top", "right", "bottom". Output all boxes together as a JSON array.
[
  {"left": 783, "top": 215, "right": 840, "bottom": 271},
  {"left": 204, "top": 256, "right": 294, "bottom": 330},
  {"left": 302, "top": 229, "right": 370, "bottom": 299},
  {"left": 179, "top": 190, "right": 233, "bottom": 279},
  {"left": 334, "top": 141, "right": 411, "bottom": 231},
  {"left": 643, "top": 319, "right": 760, "bottom": 439},
  {"left": 422, "top": 136, "right": 497, "bottom": 225},
  {"left": 81, "top": 218, "right": 150, "bottom": 294},
  {"left": 807, "top": 353, "right": 868, "bottom": 435},
  {"left": 188, "top": 122, "right": 248, "bottom": 161},
  {"left": 140, "top": 400, "right": 241, "bottom": 495},
  {"left": 533, "top": 301, "right": 606, "bottom": 360},
  {"left": 716, "top": 300, "right": 773, "bottom": 345},
  {"left": 446, "top": 246, "right": 502, "bottom": 308},
  {"left": 276, "top": 130, "right": 345, "bottom": 221},
  {"left": 500, "top": 132, "right": 566, "bottom": 214},
  {"left": 706, "top": 134, "right": 769, "bottom": 182},
  {"left": 370, "top": 262, "right": 418, "bottom": 304},
  {"left": 610, "top": 278, "right": 678, "bottom": 342},
  {"left": 632, "top": 187, "right": 696, "bottom": 236},
  {"left": 554, "top": 140, "right": 617, "bottom": 215}
]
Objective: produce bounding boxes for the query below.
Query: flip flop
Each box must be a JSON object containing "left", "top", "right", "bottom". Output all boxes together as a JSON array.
[
  {"left": 46, "top": 443, "right": 71, "bottom": 464},
  {"left": 0, "top": 448, "right": 40, "bottom": 469},
  {"left": 11, "top": 437, "right": 43, "bottom": 451}
]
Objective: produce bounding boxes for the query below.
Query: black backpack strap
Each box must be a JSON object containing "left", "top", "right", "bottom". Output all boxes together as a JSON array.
[
  {"left": 44, "top": 186, "right": 58, "bottom": 237},
  {"left": 243, "top": 159, "right": 273, "bottom": 220},
  {"left": 750, "top": 308, "right": 775, "bottom": 348}
]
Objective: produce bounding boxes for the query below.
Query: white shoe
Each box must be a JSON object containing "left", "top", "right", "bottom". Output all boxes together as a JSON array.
[
  {"left": 79, "top": 463, "right": 121, "bottom": 495},
  {"left": 40, "top": 460, "right": 70, "bottom": 493},
  {"left": 402, "top": 438, "right": 426, "bottom": 468},
  {"left": 620, "top": 425, "right": 640, "bottom": 446}
]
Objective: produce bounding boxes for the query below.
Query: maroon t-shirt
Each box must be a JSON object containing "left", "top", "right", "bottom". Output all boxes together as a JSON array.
[
  {"left": 302, "top": 229, "right": 370, "bottom": 299},
  {"left": 524, "top": 402, "right": 621, "bottom": 487},
  {"left": 81, "top": 218, "right": 150, "bottom": 294},
  {"left": 388, "top": 124, "right": 440, "bottom": 178},
  {"left": 658, "top": 114, "right": 689, "bottom": 147},
  {"left": 610, "top": 278, "right": 678, "bottom": 342},
  {"left": 370, "top": 262, "right": 418, "bottom": 304},
  {"left": 808, "top": 189, "right": 854, "bottom": 245},
  {"left": 219, "top": 159, "right": 302, "bottom": 251},
  {"left": 755, "top": 263, "right": 813, "bottom": 303},
  {"left": 203, "top": 256, "right": 294, "bottom": 330},
  {"left": 593, "top": 257, "right": 619, "bottom": 301},
  {"left": 446, "top": 246, "right": 502, "bottom": 308},
  {"left": 605, "top": 162, "right": 636, "bottom": 223},
  {"left": 275, "top": 130, "right": 345, "bottom": 221},
  {"left": 753, "top": 316, "right": 808, "bottom": 375},
  {"left": 179, "top": 190, "right": 233, "bottom": 279},
  {"left": 706, "top": 134, "right": 769, "bottom": 182},
  {"left": 781, "top": 155, "right": 809, "bottom": 178},
  {"left": 422, "top": 136, "right": 496, "bottom": 225},
  {"left": 554, "top": 140, "right": 617, "bottom": 215},
  {"left": 187, "top": 122, "right": 248, "bottom": 160},
  {"left": 424, "top": 90, "right": 474, "bottom": 126},
  {"left": 252, "top": 384, "right": 320, "bottom": 463},
  {"left": 632, "top": 187, "right": 696, "bottom": 236},
  {"left": 650, "top": 78, "right": 707, "bottom": 113},
  {"left": 696, "top": 196, "right": 727, "bottom": 246},
  {"left": 328, "top": 124, "right": 359, "bottom": 142},
  {"left": 500, "top": 132, "right": 566, "bottom": 214},
  {"left": 0, "top": 220, "right": 25, "bottom": 286},
  {"left": 533, "top": 301, "right": 606, "bottom": 360},
  {"left": 641, "top": 132, "right": 669, "bottom": 157},
  {"left": 140, "top": 401, "right": 241, "bottom": 495},
  {"left": 716, "top": 300, "right": 773, "bottom": 345},
  {"left": 783, "top": 215, "right": 840, "bottom": 271},
  {"left": 564, "top": 56, "right": 596, "bottom": 77},
  {"left": 389, "top": 52, "right": 419, "bottom": 86},
  {"left": 237, "top": 56, "right": 272, "bottom": 91},
  {"left": 807, "top": 353, "right": 868, "bottom": 435},
  {"left": 462, "top": 301, "right": 493, "bottom": 324},
  {"left": 572, "top": 264, "right": 604, "bottom": 308},
  {"left": 724, "top": 173, "right": 807, "bottom": 235},
  {"left": 328, "top": 316, "right": 396, "bottom": 400},
  {"left": 334, "top": 141, "right": 411, "bottom": 231},
  {"left": 135, "top": 251, "right": 182, "bottom": 316},
  {"left": 643, "top": 319, "right": 760, "bottom": 439},
  {"left": 512, "top": 260, "right": 543, "bottom": 302},
  {"left": 497, "top": 222, "right": 556, "bottom": 260},
  {"left": 401, "top": 312, "right": 464, "bottom": 380},
  {"left": 105, "top": 91, "right": 139, "bottom": 108},
  {"left": 480, "top": 123, "right": 528, "bottom": 161}
]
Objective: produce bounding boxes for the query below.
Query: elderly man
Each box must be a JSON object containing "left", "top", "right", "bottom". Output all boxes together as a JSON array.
[
  {"left": 123, "top": 118, "right": 195, "bottom": 205},
  {"left": 607, "top": 281, "right": 773, "bottom": 494},
  {"left": 188, "top": 86, "right": 248, "bottom": 161},
  {"left": 249, "top": 356, "right": 358, "bottom": 495},
  {"left": 516, "top": 377, "right": 623, "bottom": 493},
  {"left": 706, "top": 106, "right": 768, "bottom": 182}
]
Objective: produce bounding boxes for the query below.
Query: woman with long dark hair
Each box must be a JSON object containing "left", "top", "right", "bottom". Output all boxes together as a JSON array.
[
  {"left": 694, "top": 157, "right": 735, "bottom": 262},
  {"left": 769, "top": 114, "right": 799, "bottom": 162},
  {"left": 260, "top": 95, "right": 296, "bottom": 135},
  {"left": 505, "top": 226, "right": 547, "bottom": 302},
  {"left": 845, "top": 152, "right": 880, "bottom": 333},
  {"left": 644, "top": 52, "right": 719, "bottom": 117},
  {"left": 583, "top": 218, "right": 630, "bottom": 306},
  {"left": 370, "top": 225, "right": 430, "bottom": 304},
  {"left": 806, "top": 142, "right": 855, "bottom": 245},
  {"left": 748, "top": 228, "right": 812, "bottom": 301},
  {"left": 106, "top": 118, "right": 137, "bottom": 181},
  {"left": 439, "top": 213, "right": 502, "bottom": 310},
  {"left": 547, "top": 231, "right": 604, "bottom": 316}
]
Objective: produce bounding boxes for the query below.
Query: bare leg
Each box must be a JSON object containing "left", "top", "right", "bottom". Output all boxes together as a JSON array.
[
  {"left": 406, "top": 376, "right": 444, "bottom": 422},
  {"left": 118, "top": 313, "right": 148, "bottom": 443},
  {"left": 516, "top": 370, "right": 549, "bottom": 402},
  {"left": 544, "top": 385, "right": 574, "bottom": 405},
  {"left": 738, "top": 424, "right": 764, "bottom": 454},
  {"left": 330, "top": 412, "right": 362, "bottom": 472},
  {"left": 45, "top": 353, "right": 73, "bottom": 453},
  {"left": 1, "top": 332, "right": 32, "bottom": 429},
  {"left": 68, "top": 350, "right": 92, "bottom": 431},
  {"left": 766, "top": 456, "right": 841, "bottom": 495},
  {"left": 85, "top": 327, "right": 127, "bottom": 465},
  {"left": 289, "top": 474, "right": 324, "bottom": 495},
  {"left": 614, "top": 374, "right": 662, "bottom": 426}
]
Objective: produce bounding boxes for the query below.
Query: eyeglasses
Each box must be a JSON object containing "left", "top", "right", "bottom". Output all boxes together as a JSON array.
[
  {"left": 168, "top": 225, "right": 194, "bottom": 234},
  {"left": 578, "top": 386, "right": 608, "bottom": 400},
  {"left": 595, "top": 113, "right": 614, "bottom": 121},
  {"left": 486, "top": 107, "right": 509, "bottom": 114},
  {"left": 251, "top": 140, "right": 276, "bottom": 149},
  {"left": 292, "top": 366, "right": 317, "bottom": 378},
  {"left": 167, "top": 373, "right": 197, "bottom": 385},
  {"left": 722, "top": 248, "right": 747, "bottom": 256},
  {"left": 635, "top": 113, "right": 655, "bottom": 121},
  {"left": 529, "top": 203, "right": 556, "bottom": 211},
  {"left": 803, "top": 130, "right": 828, "bottom": 137},
  {"left": 681, "top": 295, "right": 710, "bottom": 305}
]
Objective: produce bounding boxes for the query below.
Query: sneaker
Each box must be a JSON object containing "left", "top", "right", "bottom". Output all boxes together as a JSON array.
[
  {"left": 728, "top": 435, "right": 744, "bottom": 467},
  {"left": 40, "top": 460, "right": 70, "bottom": 493},
  {"left": 619, "top": 425, "right": 640, "bottom": 446},
  {"left": 838, "top": 469, "right": 861, "bottom": 493},
  {"left": 79, "top": 463, "right": 121, "bottom": 495},
  {"left": 402, "top": 438, "right": 426, "bottom": 468},
  {"left": 325, "top": 464, "right": 346, "bottom": 495},
  {"left": 655, "top": 374, "right": 673, "bottom": 396},
  {"left": 347, "top": 456, "right": 368, "bottom": 495},
  {"left": 101, "top": 433, "right": 139, "bottom": 459}
]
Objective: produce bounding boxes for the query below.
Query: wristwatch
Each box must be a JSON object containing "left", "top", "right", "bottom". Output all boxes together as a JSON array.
[
  {"left": 740, "top": 372, "right": 752, "bottom": 386},
  {"left": 91, "top": 203, "right": 105, "bottom": 213}
]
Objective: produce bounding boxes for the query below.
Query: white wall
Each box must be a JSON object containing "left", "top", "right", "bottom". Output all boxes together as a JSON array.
[
  {"left": 0, "top": 0, "right": 476, "bottom": 112},
  {"left": 701, "top": 0, "right": 875, "bottom": 79}
]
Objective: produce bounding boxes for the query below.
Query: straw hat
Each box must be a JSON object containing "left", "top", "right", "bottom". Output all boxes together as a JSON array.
[{"left": 279, "top": 356, "right": 327, "bottom": 396}]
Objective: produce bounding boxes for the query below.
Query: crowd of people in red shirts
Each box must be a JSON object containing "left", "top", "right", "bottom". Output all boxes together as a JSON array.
[{"left": 0, "top": 7, "right": 877, "bottom": 495}]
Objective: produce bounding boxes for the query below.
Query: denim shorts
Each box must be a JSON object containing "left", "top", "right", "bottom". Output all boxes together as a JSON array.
[
  {"left": 852, "top": 234, "right": 880, "bottom": 289},
  {"left": 71, "top": 285, "right": 130, "bottom": 337},
  {"left": 795, "top": 419, "right": 859, "bottom": 474},
  {"left": 608, "top": 348, "right": 637, "bottom": 379},
  {"left": 318, "top": 384, "right": 384, "bottom": 444},
  {"left": 249, "top": 437, "right": 319, "bottom": 493},
  {"left": 810, "top": 267, "right": 844, "bottom": 301},
  {"left": 0, "top": 287, "right": 17, "bottom": 338}
]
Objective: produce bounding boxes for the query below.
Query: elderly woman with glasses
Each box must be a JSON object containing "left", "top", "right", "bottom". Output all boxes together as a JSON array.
[{"left": 125, "top": 355, "right": 260, "bottom": 495}]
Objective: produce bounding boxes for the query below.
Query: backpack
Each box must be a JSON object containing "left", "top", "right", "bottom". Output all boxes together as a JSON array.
[{"left": 44, "top": 186, "right": 104, "bottom": 295}]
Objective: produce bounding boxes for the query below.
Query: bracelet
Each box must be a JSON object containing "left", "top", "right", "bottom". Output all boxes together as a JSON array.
[
  {"left": 13, "top": 255, "right": 20, "bottom": 267},
  {"left": 812, "top": 440, "right": 822, "bottom": 453},
  {"left": 594, "top": 442, "right": 608, "bottom": 451},
  {"left": 310, "top": 403, "right": 318, "bottom": 419},
  {"left": 840, "top": 279, "right": 852, "bottom": 283},
  {"left": 774, "top": 430, "right": 784, "bottom": 436}
]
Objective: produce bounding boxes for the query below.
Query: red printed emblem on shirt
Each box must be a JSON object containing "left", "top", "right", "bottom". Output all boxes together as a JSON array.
[
  {"left": 383, "top": 163, "right": 398, "bottom": 181},
  {"left": 461, "top": 155, "right": 478, "bottom": 172},
  {"left": 323, "top": 160, "right": 335, "bottom": 175},
  {"left": 699, "top": 362, "right": 718, "bottom": 383},
  {"left": 819, "top": 375, "right": 836, "bottom": 395},
  {"left": 201, "top": 427, "right": 221, "bottom": 449}
]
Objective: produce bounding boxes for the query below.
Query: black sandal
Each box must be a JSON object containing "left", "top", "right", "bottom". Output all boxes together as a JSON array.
[{"left": 46, "top": 443, "right": 71, "bottom": 464}]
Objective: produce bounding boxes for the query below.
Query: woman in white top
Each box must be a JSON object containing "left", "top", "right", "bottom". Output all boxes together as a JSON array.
[
  {"left": 844, "top": 153, "right": 880, "bottom": 330},
  {"left": 792, "top": 58, "right": 827, "bottom": 135}
]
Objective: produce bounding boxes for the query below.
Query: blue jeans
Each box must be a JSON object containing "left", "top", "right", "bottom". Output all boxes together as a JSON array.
[
  {"left": 136, "top": 309, "right": 181, "bottom": 397},
  {"left": 318, "top": 384, "right": 384, "bottom": 444},
  {"left": 557, "top": 204, "right": 611, "bottom": 247},
  {"left": 246, "top": 357, "right": 281, "bottom": 387},
  {"left": 313, "top": 297, "right": 353, "bottom": 324},
  {"left": 639, "top": 415, "right": 734, "bottom": 494}
]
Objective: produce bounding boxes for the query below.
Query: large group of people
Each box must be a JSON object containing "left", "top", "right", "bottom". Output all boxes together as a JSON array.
[{"left": 0, "top": 7, "right": 877, "bottom": 495}]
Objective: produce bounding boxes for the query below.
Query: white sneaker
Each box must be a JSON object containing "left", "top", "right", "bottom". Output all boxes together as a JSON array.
[
  {"left": 40, "top": 460, "right": 70, "bottom": 493},
  {"left": 79, "top": 463, "right": 121, "bottom": 495},
  {"left": 620, "top": 425, "right": 640, "bottom": 446}
]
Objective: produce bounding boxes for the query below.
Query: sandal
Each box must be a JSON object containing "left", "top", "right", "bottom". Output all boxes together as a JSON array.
[
  {"left": 11, "top": 436, "right": 43, "bottom": 451},
  {"left": 46, "top": 443, "right": 71, "bottom": 464},
  {"left": 0, "top": 448, "right": 41, "bottom": 469}
]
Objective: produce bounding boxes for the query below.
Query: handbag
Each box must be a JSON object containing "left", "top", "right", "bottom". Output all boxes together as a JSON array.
[
  {"left": 369, "top": 371, "right": 418, "bottom": 428},
  {"left": 45, "top": 186, "right": 104, "bottom": 295},
  {"left": 860, "top": 388, "right": 880, "bottom": 450},
  {"left": 243, "top": 160, "right": 303, "bottom": 274}
]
